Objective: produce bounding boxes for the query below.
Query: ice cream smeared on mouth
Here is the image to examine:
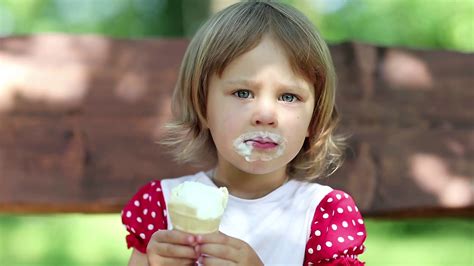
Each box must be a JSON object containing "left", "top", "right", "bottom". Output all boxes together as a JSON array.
[{"left": 233, "top": 131, "right": 287, "bottom": 162}]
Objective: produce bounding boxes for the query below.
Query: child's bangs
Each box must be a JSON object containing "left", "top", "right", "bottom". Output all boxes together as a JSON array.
[
  {"left": 206, "top": 2, "right": 324, "bottom": 91},
  {"left": 267, "top": 6, "right": 327, "bottom": 92},
  {"left": 206, "top": 4, "right": 270, "bottom": 78}
]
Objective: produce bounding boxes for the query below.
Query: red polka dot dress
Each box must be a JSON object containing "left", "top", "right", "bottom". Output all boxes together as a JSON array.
[
  {"left": 122, "top": 179, "right": 367, "bottom": 265},
  {"left": 121, "top": 181, "right": 168, "bottom": 253},
  {"left": 303, "top": 190, "right": 366, "bottom": 265}
]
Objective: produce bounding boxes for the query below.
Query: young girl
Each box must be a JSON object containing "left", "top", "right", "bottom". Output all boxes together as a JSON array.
[{"left": 122, "top": 1, "right": 367, "bottom": 265}]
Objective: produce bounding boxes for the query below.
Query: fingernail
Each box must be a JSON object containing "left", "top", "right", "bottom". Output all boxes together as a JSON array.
[
  {"left": 187, "top": 236, "right": 194, "bottom": 244},
  {"left": 196, "top": 235, "right": 203, "bottom": 243}
]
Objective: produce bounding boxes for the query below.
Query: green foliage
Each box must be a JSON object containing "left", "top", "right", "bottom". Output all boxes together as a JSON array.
[
  {"left": 290, "top": 0, "right": 474, "bottom": 52},
  {"left": 0, "top": 215, "right": 473, "bottom": 265},
  {"left": 0, "top": 0, "right": 471, "bottom": 51},
  {"left": 0, "top": 0, "right": 210, "bottom": 38}
]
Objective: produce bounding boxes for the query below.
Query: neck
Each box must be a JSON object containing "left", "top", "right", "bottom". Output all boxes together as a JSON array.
[{"left": 210, "top": 162, "right": 289, "bottom": 200}]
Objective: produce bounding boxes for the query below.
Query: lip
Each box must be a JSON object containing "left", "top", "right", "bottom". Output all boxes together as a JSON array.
[{"left": 245, "top": 138, "right": 278, "bottom": 149}]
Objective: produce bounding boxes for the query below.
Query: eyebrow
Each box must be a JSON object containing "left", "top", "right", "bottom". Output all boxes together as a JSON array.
[
  {"left": 223, "top": 78, "right": 310, "bottom": 93},
  {"left": 223, "top": 79, "right": 257, "bottom": 87}
]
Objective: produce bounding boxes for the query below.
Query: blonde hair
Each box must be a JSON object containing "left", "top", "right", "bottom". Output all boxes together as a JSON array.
[{"left": 160, "top": 0, "right": 346, "bottom": 181}]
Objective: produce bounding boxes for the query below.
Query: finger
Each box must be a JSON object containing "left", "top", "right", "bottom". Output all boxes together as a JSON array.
[
  {"left": 197, "top": 231, "right": 241, "bottom": 249},
  {"left": 199, "top": 243, "right": 240, "bottom": 262},
  {"left": 202, "top": 255, "right": 236, "bottom": 266},
  {"left": 154, "top": 242, "right": 198, "bottom": 259},
  {"left": 148, "top": 255, "right": 196, "bottom": 266},
  {"left": 151, "top": 229, "right": 196, "bottom": 246}
]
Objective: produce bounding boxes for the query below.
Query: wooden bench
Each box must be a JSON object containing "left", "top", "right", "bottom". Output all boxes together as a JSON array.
[{"left": 0, "top": 34, "right": 472, "bottom": 218}]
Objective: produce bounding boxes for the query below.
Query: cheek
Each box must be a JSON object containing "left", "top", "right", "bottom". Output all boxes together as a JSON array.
[
  {"left": 219, "top": 111, "right": 240, "bottom": 131},
  {"left": 210, "top": 111, "right": 240, "bottom": 144},
  {"left": 287, "top": 126, "right": 307, "bottom": 146},
  {"left": 284, "top": 114, "right": 312, "bottom": 143}
]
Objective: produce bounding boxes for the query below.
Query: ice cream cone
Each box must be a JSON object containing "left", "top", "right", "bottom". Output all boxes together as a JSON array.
[
  {"left": 168, "top": 181, "right": 228, "bottom": 234},
  {"left": 168, "top": 202, "right": 223, "bottom": 234}
]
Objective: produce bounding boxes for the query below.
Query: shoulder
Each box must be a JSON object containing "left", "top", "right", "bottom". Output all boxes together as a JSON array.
[
  {"left": 318, "top": 190, "right": 360, "bottom": 213},
  {"left": 287, "top": 180, "right": 333, "bottom": 211},
  {"left": 123, "top": 180, "right": 166, "bottom": 213},
  {"left": 313, "top": 189, "right": 365, "bottom": 232}
]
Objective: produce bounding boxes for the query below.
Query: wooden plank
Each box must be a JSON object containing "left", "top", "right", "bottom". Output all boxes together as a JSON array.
[
  {"left": 0, "top": 116, "right": 203, "bottom": 204},
  {"left": 0, "top": 34, "right": 472, "bottom": 216},
  {"left": 322, "top": 129, "right": 473, "bottom": 213}
]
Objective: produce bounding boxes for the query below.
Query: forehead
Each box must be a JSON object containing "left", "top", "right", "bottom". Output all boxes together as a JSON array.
[{"left": 217, "top": 36, "right": 312, "bottom": 91}]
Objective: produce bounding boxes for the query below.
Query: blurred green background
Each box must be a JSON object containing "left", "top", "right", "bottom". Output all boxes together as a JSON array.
[
  {"left": 0, "top": 0, "right": 473, "bottom": 265},
  {"left": 0, "top": 0, "right": 472, "bottom": 51},
  {"left": 1, "top": 215, "right": 473, "bottom": 265}
]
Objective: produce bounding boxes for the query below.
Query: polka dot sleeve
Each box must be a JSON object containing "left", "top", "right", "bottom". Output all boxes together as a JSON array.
[
  {"left": 304, "top": 190, "right": 367, "bottom": 265},
  {"left": 121, "top": 180, "right": 168, "bottom": 254}
]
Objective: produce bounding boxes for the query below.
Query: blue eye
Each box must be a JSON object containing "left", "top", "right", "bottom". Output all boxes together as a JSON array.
[
  {"left": 280, "top": 93, "right": 298, "bottom": 102},
  {"left": 233, "top": 90, "right": 252, "bottom": 99}
]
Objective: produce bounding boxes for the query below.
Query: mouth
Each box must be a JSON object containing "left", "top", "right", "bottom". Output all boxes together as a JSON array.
[
  {"left": 233, "top": 132, "right": 287, "bottom": 161},
  {"left": 244, "top": 137, "right": 278, "bottom": 149}
]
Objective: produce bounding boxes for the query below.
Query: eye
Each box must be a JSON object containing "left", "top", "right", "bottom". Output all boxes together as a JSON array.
[
  {"left": 233, "top": 89, "right": 253, "bottom": 99},
  {"left": 279, "top": 93, "right": 298, "bottom": 102}
]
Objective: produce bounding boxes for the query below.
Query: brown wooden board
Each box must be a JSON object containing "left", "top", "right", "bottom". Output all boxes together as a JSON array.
[{"left": 0, "top": 34, "right": 472, "bottom": 217}]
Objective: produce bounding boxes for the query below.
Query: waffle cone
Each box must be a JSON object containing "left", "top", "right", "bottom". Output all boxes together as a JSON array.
[{"left": 168, "top": 201, "right": 222, "bottom": 234}]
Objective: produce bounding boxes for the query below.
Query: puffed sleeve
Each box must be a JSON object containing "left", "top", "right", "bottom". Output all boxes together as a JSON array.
[
  {"left": 121, "top": 180, "right": 168, "bottom": 253},
  {"left": 304, "top": 190, "right": 367, "bottom": 265}
]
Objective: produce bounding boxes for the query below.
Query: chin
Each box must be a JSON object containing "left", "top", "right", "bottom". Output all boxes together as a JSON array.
[{"left": 236, "top": 157, "right": 287, "bottom": 175}]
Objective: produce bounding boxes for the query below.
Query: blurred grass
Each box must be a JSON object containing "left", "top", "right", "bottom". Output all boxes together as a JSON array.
[
  {"left": 0, "top": 215, "right": 472, "bottom": 265},
  {"left": 0, "top": 214, "right": 130, "bottom": 266},
  {"left": 363, "top": 218, "right": 473, "bottom": 265}
]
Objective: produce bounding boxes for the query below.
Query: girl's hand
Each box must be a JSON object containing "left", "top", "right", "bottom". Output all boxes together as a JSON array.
[
  {"left": 146, "top": 229, "right": 198, "bottom": 266},
  {"left": 196, "top": 231, "right": 264, "bottom": 266}
]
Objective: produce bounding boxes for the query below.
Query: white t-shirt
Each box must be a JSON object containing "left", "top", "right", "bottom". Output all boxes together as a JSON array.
[{"left": 161, "top": 171, "right": 333, "bottom": 265}]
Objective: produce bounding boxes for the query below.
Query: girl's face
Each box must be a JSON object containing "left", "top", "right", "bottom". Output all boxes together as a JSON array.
[{"left": 206, "top": 36, "right": 315, "bottom": 175}]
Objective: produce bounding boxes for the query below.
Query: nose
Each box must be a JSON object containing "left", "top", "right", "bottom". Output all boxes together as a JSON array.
[{"left": 251, "top": 98, "right": 278, "bottom": 127}]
